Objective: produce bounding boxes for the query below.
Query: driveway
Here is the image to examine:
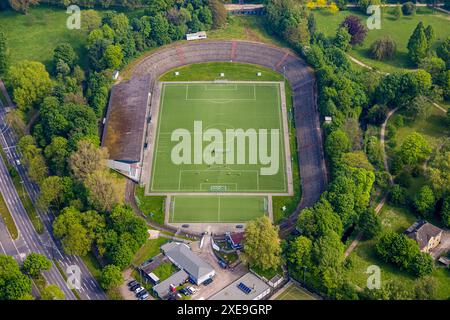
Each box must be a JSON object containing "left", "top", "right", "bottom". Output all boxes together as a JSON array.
[{"left": 190, "top": 233, "right": 247, "bottom": 300}]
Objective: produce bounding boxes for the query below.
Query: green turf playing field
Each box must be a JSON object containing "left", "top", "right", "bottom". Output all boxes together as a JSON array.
[
  {"left": 275, "top": 283, "right": 317, "bottom": 300},
  {"left": 149, "top": 82, "right": 289, "bottom": 193},
  {"left": 170, "top": 196, "right": 268, "bottom": 223}
]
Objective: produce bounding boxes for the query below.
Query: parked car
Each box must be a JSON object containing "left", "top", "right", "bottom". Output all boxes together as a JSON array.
[
  {"left": 188, "top": 278, "right": 196, "bottom": 285},
  {"left": 187, "top": 286, "right": 197, "bottom": 294},
  {"left": 15, "top": 159, "right": 21, "bottom": 166},
  {"left": 202, "top": 278, "right": 213, "bottom": 286},
  {"left": 128, "top": 280, "right": 138, "bottom": 287},
  {"left": 139, "top": 292, "right": 149, "bottom": 300},
  {"left": 135, "top": 286, "right": 145, "bottom": 294},
  {"left": 130, "top": 283, "right": 141, "bottom": 291},
  {"left": 218, "top": 260, "right": 227, "bottom": 269},
  {"left": 182, "top": 224, "right": 189, "bottom": 228},
  {"left": 137, "top": 289, "right": 148, "bottom": 298},
  {"left": 236, "top": 224, "right": 244, "bottom": 229}
]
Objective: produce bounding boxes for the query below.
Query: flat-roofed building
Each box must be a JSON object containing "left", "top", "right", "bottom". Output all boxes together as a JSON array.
[
  {"left": 209, "top": 272, "right": 270, "bottom": 300},
  {"left": 153, "top": 270, "right": 189, "bottom": 299},
  {"left": 186, "top": 31, "right": 207, "bottom": 41}
]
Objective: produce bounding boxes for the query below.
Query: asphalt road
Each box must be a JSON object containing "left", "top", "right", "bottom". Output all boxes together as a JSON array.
[{"left": 0, "top": 99, "right": 107, "bottom": 300}]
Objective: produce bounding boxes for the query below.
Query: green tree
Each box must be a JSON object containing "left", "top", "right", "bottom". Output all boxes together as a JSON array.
[
  {"left": 413, "top": 185, "right": 436, "bottom": 217},
  {"left": 436, "top": 37, "right": 450, "bottom": 69},
  {"left": 100, "top": 265, "right": 123, "bottom": 290},
  {"left": 370, "top": 36, "right": 397, "bottom": 60},
  {"left": 0, "top": 254, "right": 32, "bottom": 300},
  {"left": 209, "top": 0, "right": 227, "bottom": 29},
  {"left": 41, "top": 284, "right": 65, "bottom": 300},
  {"left": 8, "top": 0, "right": 39, "bottom": 14},
  {"left": 44, "top": 136, "right": 69, "bottom": 176},
  {"left": 53, "top": 207, "right": 92, "bottom": 256},
  {"left": 325, "top": 129, "right": 351, "bottom": 164},
  {"left": 357, "top": 208, "right": 382, "bottom": 239},
  {"left": 424, "top": 25, "right": 435, "bottom": 53},
  {"left": 398, "top": 132, "right": 432, "bottom": 166},
  {"left": 287, "top": 236, "right": 312, "bottom": 270},
  {"left": 7, "top": 60, "right": 52, "bottom": 112},
  {"left": 333, "top": 27, "right": 351, "bottom": 52},
  {"left": 0, "top": 30, "right": 8, "bottom": 75},
  {"left": 441, "top": 196, "right": 450, "bottom": 227},
  {"left": 242, "top": 216, "right": 282, "bottom": 271},
  {"left": 409, "top": 252, "right": 434, "bottom": 277},
  {"left": 22, "top": 253, "right": 52, "bottom": 278},
  {"left": 53, "top": 43, "right": 77, "bottom": 70},
  {"left": 85, "top": 170, "right": 124, "bottom": 212},
  {"left": 69, "top": 140, "right": 109, "bottom": 181},
  {"left": 102, "top": 44, "right": 123, "bottom": 70},
  {"left": 407, "top": 22, "right": 428, "bottom": 64}
]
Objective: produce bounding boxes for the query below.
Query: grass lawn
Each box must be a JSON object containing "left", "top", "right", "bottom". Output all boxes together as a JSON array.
[
  {"left": 152, "top": 261, "right": 178, "bottom": 282},
  {"left": 135, "top": 186, "right": 165, "bottom": 225},
  {"left": 390, "top": 107, "right": 449, "bottom": 152},
  {"left": 157, "top": 62, "right": 301, "bottom": 223},
  {"left": 207, "top": 15, "right": 287, "bottom": 47},
  {"left": 132, "top": 237, "right": 169, "bottom": 266},
  {"left": 314, "top": 7, "right": 450, "bottom": 73},
  {"left": 170, "top": 196, "right": 268, "bottom": 223},
  {"left": 275, "top": 283, "right": 317, "bottom": 300},
  {"left": 150, "top": 82, "right": 288, "bottom": 193},
  {"left": 251, "top": 265, "right": 282, "bottom": 280},
  {"left": 0, "top": 6, "right": 88, "bottom": 69},
  {"left": 0, "top": 189, "right": 18, "bottom": 240},
  {"left": 159, "top": 62, "right": 285, "bottom": 82},
  {"left": 346, "top": 203, "right": 450, "bottom": 299}
]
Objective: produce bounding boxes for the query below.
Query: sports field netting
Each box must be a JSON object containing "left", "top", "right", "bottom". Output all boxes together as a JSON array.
[
  {"left": 169, "top": 196, "right": 268, "bottom": 223},
  {"left": 150, "top": 82, "right": 288, "bottom": 193}
]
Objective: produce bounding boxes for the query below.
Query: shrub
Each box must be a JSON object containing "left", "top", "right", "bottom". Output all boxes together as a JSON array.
[
  {"left": 370, "top": 37, "right": 397, "bottom": 60},
  {"left": 340, "top": 15, "right": 368, "bottom": 45},
  {"left": 394, "top": 170, "right": 412, "bottom": 188},
  {"left": 389, "top": 184, "right": 407, "bottom": 206},
  {"left": 402, "top": 2, "right": 415, "bottom": 15},
  {"left": 413, "top": 186, "right": 436, "bottom": 217}
]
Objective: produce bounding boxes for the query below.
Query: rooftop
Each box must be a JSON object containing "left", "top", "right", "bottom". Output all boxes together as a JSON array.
[
  {"left": 153, "top": 270, "right": 189, "bottom": 298},
  {"left": 405, "top": 220, "right": 443, "bottom": 250},
  {"left": 161, "top": 242, "right": 214, "bottom": 281},
  {"left": 209, "top": 272, "right": 270, "bottom": 300},
  {"left": 101, "top": 76, "right": 151, "bottom": 163}
]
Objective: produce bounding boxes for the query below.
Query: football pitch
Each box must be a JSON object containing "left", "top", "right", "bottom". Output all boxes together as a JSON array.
[
  {"left": 169, "top": 196, "right": 268, "bottom": 223},
  {"left": 149, "top": 82, "right": 290, "bottom": 194}
]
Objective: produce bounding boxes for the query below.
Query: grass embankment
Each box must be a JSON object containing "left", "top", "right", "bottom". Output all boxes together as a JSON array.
[
  {"left": 81, "top": 253, "right": 122, "bottom": 300},
  {"left": 135, "top": 186, "right": 165, "bottom": 225},
  {"left": 132, "top": 237, "right": 168, "bottom": 266},
  {"left": 0, "top": 188, "right": 18, "bottom": 240},
  {"left": 314, "top": 7, "right": 450, "bottom": 73},
  {"left": 0, "top": 5, "right": 88, "bottom": 69}
]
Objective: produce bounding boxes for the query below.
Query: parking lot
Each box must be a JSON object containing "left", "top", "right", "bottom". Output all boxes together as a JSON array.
[{"left": 189, "top": 234, "right": 247, "bottom": 300}]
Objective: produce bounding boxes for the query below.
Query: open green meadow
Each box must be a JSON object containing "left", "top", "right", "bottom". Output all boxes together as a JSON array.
[
  {"left": 314, "top": 7, "right": 450, "bottom": 73},
  {"left": 150, "top": 82, "right": 288, "bottom": 193},
  {"left": 169, "top": 195, "right": 267, "bottom": 223},
  {"left": 0, "top": 6, "right": 88, "bottom": 69}
]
